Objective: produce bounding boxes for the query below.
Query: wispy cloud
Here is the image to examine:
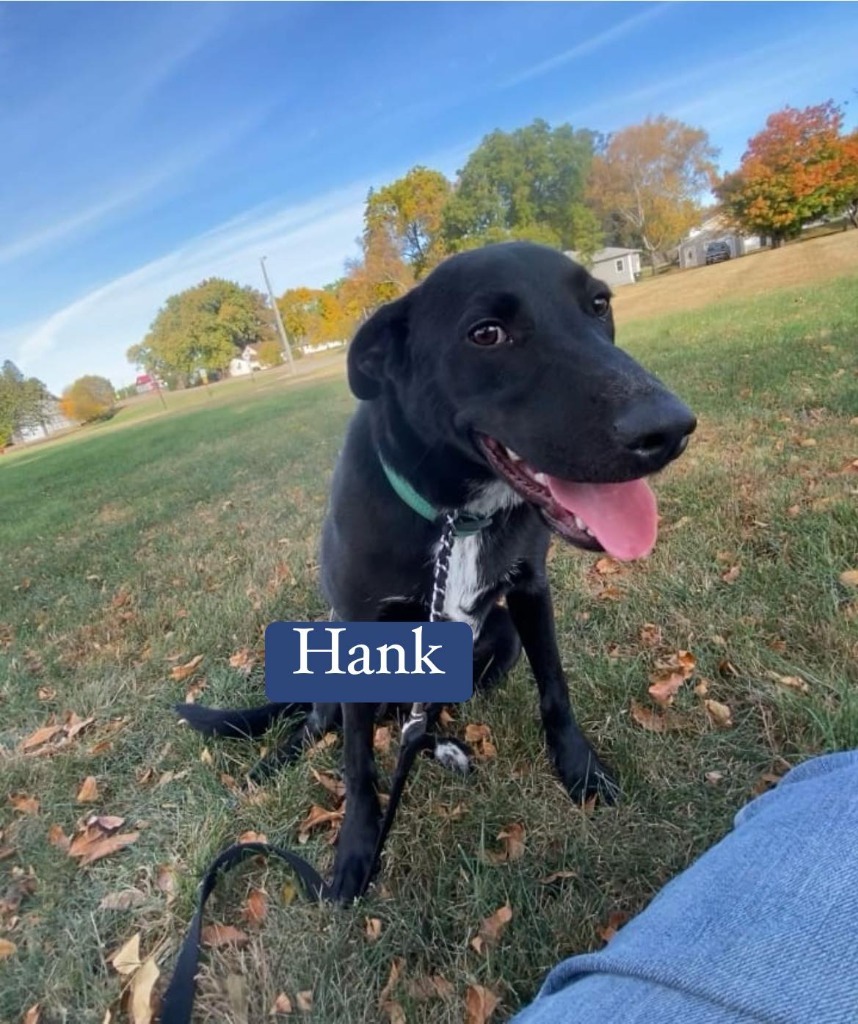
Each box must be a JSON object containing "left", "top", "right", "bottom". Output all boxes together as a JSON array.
[
  {"left": 503, "top": 4, "right": 669, "bottom": 88},
  {"left": 12, "top": 183, "right": 369, "bottom": 391}
]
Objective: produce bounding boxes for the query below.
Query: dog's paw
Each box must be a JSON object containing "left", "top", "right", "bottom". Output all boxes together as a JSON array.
[
  {"left": 431, "top": 737, "right": 474, "bottom": 775},
  {"left": 328, "top": 817, "right": 380, "bottom": 904},
  {"left": 559, "top": 747, "right": 620, "bottom": 806}
]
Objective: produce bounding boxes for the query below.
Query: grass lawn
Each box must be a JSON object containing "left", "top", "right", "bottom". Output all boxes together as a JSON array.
[{"left": 1, "top": 262, "right": 857, "bottom": 1022}]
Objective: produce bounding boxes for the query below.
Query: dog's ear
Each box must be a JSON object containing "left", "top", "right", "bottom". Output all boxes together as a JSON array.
[{"left": 347, "top": 294, "right": 410, "bottom": 400}]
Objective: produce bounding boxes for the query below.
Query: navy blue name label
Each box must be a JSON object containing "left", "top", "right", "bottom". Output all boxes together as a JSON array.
[{"left": 265, "top": 621, "right": 474, "bottom": 703}]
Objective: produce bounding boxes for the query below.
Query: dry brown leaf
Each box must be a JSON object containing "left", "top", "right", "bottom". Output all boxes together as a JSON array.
[
  {"left": 48, "top": 823, "right": 70, "bottom": 851},
  {"left": 310, "top": 769, "right": 346, "bottom": 800},
  {"left": 465, "top": 984, "right": 500, "bottom": 1024},
  {"left": 630, "top": 699, "right": 669, "bottom": 733},
  {"left": 199, "top": 747, "right": 214, "bottom": 766},
  {"left": 365, "top": 916, "right": 382, "bottom": 942},
  {"left": 111, "top": 933, "right": 142, "bottom": 975},
  {"left": 296, "top": 991, "right": 313, "bottom": 1012},
  {"left": 22, "top": 723, "right": 64, "bottom": 750},
  {"left": 64, "top": 712, "right": 96, "bottom": 740},
  {"left": 639, "top": 623, "right": 663, "bottom": 647},
  {"left": 0, "top": 937, "right": 17, "bottom": 959},
  {"left": 76, "top": 775, "right": 99, "bottom": 803},
  {"left": 718, "top": 658, "right": 740, "bottom": 678},
  {"left": 540, "top": 869, "right": 577, "bottom": 885},
  {"left": 704, "top": 699, "right": 734, "bottom": 729},
  {"left": 373, "top": 726, "right": 392, "bottom": 754},
  {"left": 705, "top": 771, "right": 725, "bottom": 785},
  {"left": 406, "top": 975, "right": 456, "bottom": 1002},
  {"left": 594, "top": 557, "right": 622, "bottom": 575},
  {"left": 270, "top": 992, "right": 293, "bottom": 1015},
  {"left": 89, "top": 814, "right": 124, "bottom": 831},
  {"left": 130, "top": 957, "right": 159, "bottom": 1024},
  {"left": 69, "top": 827, "right": 139, "bottom": 866},
  {"left": 382, "top": 1002, "right": 406, "bottom": 1024},
  {"left": 838, "top": 569, "right": 858, "bottom": 587},
  {"left": 765, "top": 671, "right": 809, "bottom": 694},
  {"left": 170, "top": 654, "right": 204, "bottom": 682},
  {"left": 242, "top": 888, "right": 268, "bottom": 928},
  {"left": 100, "top": 889, "right": 146, "bottom": 911},
  {"left": 484, "top": 822, "right": 525, "bottom": 864},
  {"left": 694, "top": 678, "right": 710, "bottom": 697},
  {"left": 471, "top": 903, "right": 513, "bottom": 953},
  {"left": 379, "top": 957, "right": 403, "bottom": 1006},
  {"left": 201, "top": 923, "right": 250, "bottom": 948},
  {"left": 297, "top": 804, "right": 344, "bottom": 844},
  {"left": 229, "top": 648, "right": 255, "bottom": 675},
  {"left": 305, "top": 732, "right": 338, "bottom": 758},
  {"left": 23, "top": 1005, "right": 40, "bottom": 1024},
  {"left": 184, "top": 679, "right": 206, "bottom": 703},
  {"left": 37, "top": 686, "right": 56, "bottom": 701},
  {"left": 156, "top": 864, "right": 178, "bottom": 901},
  {"left": 10, "top": 793, "right": 39, "bottom": 815},
  {"left": 464, "top": 722, "right": 497, "bottom": 759},
  {"left": 598, "top": 909, "right": 630, "bottom": 943},
  {"left": 721, "top": 564, "right": 741, "bottom": 584},
  {"left": 647, "top": 670, "right": 686, "bottom": 705}
]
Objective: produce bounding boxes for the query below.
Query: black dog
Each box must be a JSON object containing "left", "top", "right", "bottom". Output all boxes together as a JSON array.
[{"left": 180, "top": 242, "right": 695, "bottom": 902}]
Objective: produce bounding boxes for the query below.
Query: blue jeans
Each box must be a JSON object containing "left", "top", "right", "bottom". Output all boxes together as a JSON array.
[{"left": 512, "top": 752, "right": 858, "bottom": 1024}]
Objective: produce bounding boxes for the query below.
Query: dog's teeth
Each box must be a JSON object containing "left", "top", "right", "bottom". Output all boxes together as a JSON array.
[
  {"left": 574, "top": 515, "right": 586, "bottom": 530},
  {"left": 535, "top": 473, "right": 548, "bottom": 486},
  {"left": 505, "top": 447, "right": 522, "bottom": 462}
]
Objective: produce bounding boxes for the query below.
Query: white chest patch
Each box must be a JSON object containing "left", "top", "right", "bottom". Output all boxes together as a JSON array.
[{"left": 441, "top": 532, "right": 484, "bottom": 634}]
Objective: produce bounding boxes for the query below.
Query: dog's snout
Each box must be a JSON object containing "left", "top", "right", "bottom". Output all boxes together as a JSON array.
[{"left": 614, "top": 395, "right": 696, "bottom": 468}]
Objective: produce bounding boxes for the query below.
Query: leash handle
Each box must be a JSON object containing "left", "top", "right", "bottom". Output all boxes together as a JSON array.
[{"left": 159, "top": 842, "right": 329, "bottom": 1024}]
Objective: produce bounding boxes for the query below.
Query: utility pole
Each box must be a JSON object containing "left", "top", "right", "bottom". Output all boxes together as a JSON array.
[{"left": 259, "top": 256, "right": 295, "bottom": 374}]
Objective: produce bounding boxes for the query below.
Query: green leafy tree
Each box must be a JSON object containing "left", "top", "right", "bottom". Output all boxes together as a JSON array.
[
  {"left": 254, "top": 339, "right": 283, "bottom": 367},
  {"left": 715, "top": 101, "right": 858, "bottom": 246},
  {"left": 0, "top": 361, "right": 52, "bottom": 445},
  {"left": 588, "top": 116, "right": 719, "bottom": 267},
  {"left": 60, "top": 375, "right": 115, "bottom": 424},
  {"left": 443, "top": 119, "right": 599, "bottom": 251},
  {"left": 365, "top": 167, "right": 452, "bottom": 277},
  {"left": 128, "top": 279, "right": 276, "bottom": 386}
]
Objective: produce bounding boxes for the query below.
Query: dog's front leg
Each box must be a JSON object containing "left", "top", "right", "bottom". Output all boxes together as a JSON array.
[
  {"left": 507, "top": 584, "right": 618, "bottom": 803},
  {"left": 329, "top": 701, "right": 380, "bottom": 903}
]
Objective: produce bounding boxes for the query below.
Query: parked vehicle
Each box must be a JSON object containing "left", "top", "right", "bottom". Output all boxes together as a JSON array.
[{"left": 704, "top": 240, "right": 732, "bottom": 265}]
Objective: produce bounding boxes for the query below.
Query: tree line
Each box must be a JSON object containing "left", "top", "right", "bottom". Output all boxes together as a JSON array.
[{"left": 4, "top": 99, "right": 854, "bottom": 446}]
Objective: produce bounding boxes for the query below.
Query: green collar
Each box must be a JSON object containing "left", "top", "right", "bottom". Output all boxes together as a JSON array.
[{"left": 378, "top": 455, "right": 493, "bottom": 537}]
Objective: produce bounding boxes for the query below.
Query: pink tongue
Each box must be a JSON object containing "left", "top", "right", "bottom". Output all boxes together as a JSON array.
[{"left": 545, "top": 477, "right": 658, "bottom": 561}]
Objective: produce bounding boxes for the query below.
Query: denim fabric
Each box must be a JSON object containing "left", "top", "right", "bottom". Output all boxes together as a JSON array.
[{"left": 511, "top": 751, "right": 858, "bottom": 1024}]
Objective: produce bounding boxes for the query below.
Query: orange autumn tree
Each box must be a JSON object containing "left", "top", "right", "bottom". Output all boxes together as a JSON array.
[
  {"left": 587, "top": 116, "right": 719, "bottom": 269},
  {"left": 716, "top": 101, "right": 858, "bottom": 246}
]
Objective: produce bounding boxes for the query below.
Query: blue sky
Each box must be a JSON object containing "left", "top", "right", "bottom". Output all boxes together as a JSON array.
[{"left": 3, "top": 2, "right": 856, "bottom": 394}]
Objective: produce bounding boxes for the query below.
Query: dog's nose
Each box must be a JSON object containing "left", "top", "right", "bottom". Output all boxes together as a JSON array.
[{"left": 614, "top": 394, "right": 697, "bottom": 467}]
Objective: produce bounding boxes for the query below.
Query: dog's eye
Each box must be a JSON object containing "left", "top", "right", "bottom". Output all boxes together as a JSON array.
[
  {"left": 468, "top": 322, "right": 509, "bottom": 347},
  {"left": 592, "top": 296, "right": 611, "bottom": 318}
]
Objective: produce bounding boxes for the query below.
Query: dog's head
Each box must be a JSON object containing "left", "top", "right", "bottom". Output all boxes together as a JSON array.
[{"left": 347, "top": 242, "right": 696, "bottom": 561}]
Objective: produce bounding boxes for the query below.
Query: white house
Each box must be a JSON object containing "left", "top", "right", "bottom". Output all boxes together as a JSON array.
[
  {"left": 229, "top": 344, "right": 263, "bottom": 377},
  {"left": 677, "top": 215, "right": 763, "bottom": 269},
  {"left": 565, "top": 247, "right": 642, "bottom": 287}
]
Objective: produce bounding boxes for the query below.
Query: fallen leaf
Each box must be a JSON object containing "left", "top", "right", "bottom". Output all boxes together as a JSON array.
[
  {"left": 37, "top": 687, "right": 56, "bottom": 702},
  {"left": 170, "top": 654, "right": 204, "bottom": 682},
  {"left": 305, "top": 732, "right": 338, "bottom": 758},
  {"left": 310, "top": 769, "right": 346, "bottom": 800},
  {"left": 705, "top": 771, "right": 724, "bottom": 785},
  {"left": 598, "top": 909, "right": 630, "bottom": 943},
  {"left": 0, "top": 937, "right": 17, "bottom": 959},
  {"left": 64, "top": 712, "right": 96, "bottom": 740},
  {"left": 100, "top": 889, "right": 147, "bottom": 911},
  {"left": 752, "top": 771, "right": 784, "bottom": 796},
  {"left": 406, "top": 975, "right": 456, "bottom": 1001},
  {"left": 694, "top": 678, "right": 710, "bottom": 697},
  {"left": 23, "top": 1005, "right": 40, "bottom": 1024},
  {"left": 630, "top": 699, "right": 669, "bottom": 733},
  {"left": 718, "top": 658, "right": 740, "bottom": 678},
  {"left": 464, "top": 722, "right": 497, "bottom": 759},
  {"left": 201, "top": 923, "right": 250, "bottom": 948},
  {"left": 471, "top": 903, "right": 513, "bottom": 954},
  {"left": 539, "top": 869, "right": 577, "bottom": 885},
  {"left": 270, "top": 992, "right": 293, "bottom": 1015},
  {"left": 704, "top": 699, "right": 734, "bottom": 729},
  {"left": 184, "top": 679, "right": 206, "bottom": 703},
  {"left": 297, "top": 804, "right": 344, "bottom": 844},
  {"left": 89, "top": 814, "right": 124, "bottom": 831},
  {"left": 365, "top": 917, "right": 382, "bottom": 942},
  {"left": 10, "top": 793, "right": 39, "bottom": 816},
  {"left": 639, "top": 623, "right": 663, "bottom": 647},
  {"left": 237, "top": 830, "right": 268, "bottom": 845},
  {"left": 229, "top": 648, "right": 255, "bottom": 675},
  {"left": 373, "top": 726, "right": 392, "bottom": 754},
  {"left": 111, "top": 933, "right": 142, "bottom": 975},
  {"left": 296, "top": 991, "right": 313, "bottom": 1012},
  {"left": 379, "top": 958, "right": 403, "bottom": 1006},
  {"left": 838, "top": 569, "right": 858, "bottom": 588},
  {"left": 242, "top": 888, "right": 267, "bottom": 928},
  {"left": 765, "top": 671, "right": 809, "bottom": 694},
  {"left": 130, "top": 957, "right": 159, "bottom": 1024},
  {"left": 721, "top": 564, "right": 741, "bottom": 584},
  {"left": 48, "top": 824, "right": 70, "bottom": 851},
  {"left": 594, "top": 557, "right": 622, "bottom": 575},
  {"left": 484, "top": 823, "right": 525, "bottom": 864},
  {"left": 69, "top": 826, "right": 139, "bottom": 866},
  {"left": 382, "top": 1002, "right": 406, "bottom": 1024},
  {"left": 200, "top": 747, "right": 214, "bottom": 766},
  {"left": 76, "top": 775, "right": 99, "bottom": 803},
  {"left": 21, "top": 723, "right": 64, "bottom": 751},
  {"left": 465, "top": 984, "right": 500, "bottom": 1024},
  {"left": 647, "top": 670, "right": 686, "bottom": 705}
]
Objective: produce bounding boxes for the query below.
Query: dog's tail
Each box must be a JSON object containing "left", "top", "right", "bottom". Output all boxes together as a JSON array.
[{"left": 175, "top": 701, "right": 308, "bottom": 738}]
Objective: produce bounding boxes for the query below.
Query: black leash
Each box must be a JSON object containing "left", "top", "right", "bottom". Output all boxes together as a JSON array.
[{"left": 159, "top": 512, "right": 464, "bottom": 1024}]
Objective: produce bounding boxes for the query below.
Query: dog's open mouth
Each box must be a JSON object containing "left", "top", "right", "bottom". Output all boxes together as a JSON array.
[{"left": 479, "top": 436, "right": 658, "bottom": 561}]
